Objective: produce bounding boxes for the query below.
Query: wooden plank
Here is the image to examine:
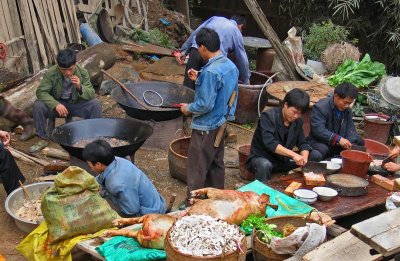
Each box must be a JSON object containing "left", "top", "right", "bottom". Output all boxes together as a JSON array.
[
  {"left": 303, "top": 231, "right": 382, "bottom": 261},
  {"left": 50, "top": 0, "right": 67, "bottom": 49},
  {"left": 122, "top": 43, "right": 174, "bottom": 57},
  {"left": 65, "top": 0, "right": 77, "bottom": 43},
  {"left": 266, "top": 172, "right": 390, "bottom": 220},
  {"left": 71, "top": 0, "right": 81, "bottom": 44},
  {"left": 41, "top": 0, "right": 60, "bottom": 53},
  {"left": 59, "top": 0, "right": 73, "bottom": 43},
  {"left": 27, "top": 0, "right": 48, "bottom": 67},
  {"left": 32, "top": 0, "right": 58, "bottom": 62},
  {"left": 351, "top": 208, "right": 400, "bottom": 256},
  {"left": 0, "top": 0, "right": 17, "bottom": 57},
  {"left": 7, "top": 0, "right": 27, "bottom": 71},
  {"left": 17, "top": 0, "right": 40, "bottom": 72},
  {"left": 44, "top": 0, "right": 61, "bottom": 50}
]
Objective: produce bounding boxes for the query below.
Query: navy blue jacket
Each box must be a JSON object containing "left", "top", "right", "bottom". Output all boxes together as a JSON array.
[
  {"left": 247, "top": 107, "right": 312, "bottom": 163},
  {"left": 308, "top": 96, "right": 361, "bottom": 145}
]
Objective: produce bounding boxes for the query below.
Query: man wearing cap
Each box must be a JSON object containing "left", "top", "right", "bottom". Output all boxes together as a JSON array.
[
  {"left": 307, "top": 82, "right": 364, "bottom": 160},
  {"left": 176, "top": 15, "right": 250, "bottom": 89}
]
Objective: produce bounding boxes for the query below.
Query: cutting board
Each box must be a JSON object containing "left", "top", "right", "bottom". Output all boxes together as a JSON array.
[{"left": 326, "top": 174, "right": 369, "bottom": 196}]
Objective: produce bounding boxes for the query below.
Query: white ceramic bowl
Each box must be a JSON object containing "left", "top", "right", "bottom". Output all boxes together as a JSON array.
[
  {"left": 293, "top": 189, "right": 318, "bottom": 205},
  {"left": 331, "top": 158, "right": 343, "bottom": 164},
  {"left": 326, "top": 162, "right": 341, "bottom": 174},
  {"left": 312, "top": 187, "right": 338, "bottom": 202}
]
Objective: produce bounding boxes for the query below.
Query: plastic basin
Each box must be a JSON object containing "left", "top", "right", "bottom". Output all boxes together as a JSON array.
[{"left": 340, "top": 150, "right": 373, "bottom": 178}]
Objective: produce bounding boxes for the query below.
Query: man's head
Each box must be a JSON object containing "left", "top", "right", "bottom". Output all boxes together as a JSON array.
[
  {"left": 56, "top": 49, "right": 77, "bottom": 78},
  {"left": 333, "top": 82, "right": 358, "bottom": 111},
  {"left": 196, "top": 28, "right": 221, "bottom": 60},
  {"left": 82, "top": 140, "right": 115, "bottom": 174},
  {"left": 282, "top": 88, "right": 310, "bottom": 123},
  {"left": 231, "top": 15, "right": 247, "bottom": 32}
]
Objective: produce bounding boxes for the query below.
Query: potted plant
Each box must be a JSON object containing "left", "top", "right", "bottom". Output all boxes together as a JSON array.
[{"left": 303, "top": 20, "right": 354, "bottom": 74}]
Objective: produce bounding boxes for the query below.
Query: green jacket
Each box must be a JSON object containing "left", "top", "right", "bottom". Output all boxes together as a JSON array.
[{"left": 36, "top": 64, "right": 96, "bottom": 110}]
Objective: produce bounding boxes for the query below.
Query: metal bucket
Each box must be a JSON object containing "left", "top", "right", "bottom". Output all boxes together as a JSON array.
[
  {"left": 168, "top": 136, "right": 190, "bottom": 183},
  {"left": 5, "top": 182, "right": 54, "bottom": 233}
]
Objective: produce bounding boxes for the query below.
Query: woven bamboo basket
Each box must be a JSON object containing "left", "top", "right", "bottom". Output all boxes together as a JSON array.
[
  {"left": 252, "top": 216, "right": 317, "bottom": 261},
  {"left": 165, "top": 226, "right": 247, "bottom": 261}
]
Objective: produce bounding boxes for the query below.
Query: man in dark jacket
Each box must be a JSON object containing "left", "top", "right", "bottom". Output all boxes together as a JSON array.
[
  {"left": 306, "top": 82, "right": 364, "bottom": 160},
  {"left": 33, "top": 49, "right": 102, "bottom": 139},
  {"left": 246, "top": 89, "right": 321, "bottom": 181}
]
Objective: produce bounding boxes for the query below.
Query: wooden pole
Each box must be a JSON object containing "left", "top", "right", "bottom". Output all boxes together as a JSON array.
[
  {"left": 243, "top": 0, "right": 301, "bottom": 80},
  {"left": 176, "top": 0, "right": 190, "bottom": 28}
]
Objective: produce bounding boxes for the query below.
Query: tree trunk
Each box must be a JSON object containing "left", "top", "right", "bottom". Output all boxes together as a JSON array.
[{"left": 243, "top": 0, "right": 301, "bottom": 80}]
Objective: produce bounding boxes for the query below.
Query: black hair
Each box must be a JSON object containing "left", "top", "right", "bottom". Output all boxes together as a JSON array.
[
  {"left": 196, "top": 28, "right": 220, "bottom": 52},
  {"left": 56, "top": 49, "right": 77, "bottom": 68},
  {"left": 230, "top": 15, "right": 247, "bottom": 27},
  {"left": 283, "top": 88, "right": 310, "bottom": 113},
  {"left": 82, "top": 140, "right": 115, "bottom": 165},
  {"left": 334, "top": 82, "right": 358, "bottom": 99}
]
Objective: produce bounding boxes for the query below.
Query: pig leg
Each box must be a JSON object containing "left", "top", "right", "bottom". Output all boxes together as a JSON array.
[
  {"left": 112, "top": 216, "right": 144, "bottom": 227},
  {"left": 189, "top": 198, "right": 203, "bottom": 205},
  {"left": 191, "top": 188, "right": 239, "bottom": 200},
  {"left": 104, "top": 229, "right": 139, "bottom": 238}
]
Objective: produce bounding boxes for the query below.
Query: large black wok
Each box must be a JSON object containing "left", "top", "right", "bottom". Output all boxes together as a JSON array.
[
  {"left": 111, "top": 81, "right": 195, "bottom": 121},
  {"left": 51, "top": 118, "right": 153, "bottom": 160}
]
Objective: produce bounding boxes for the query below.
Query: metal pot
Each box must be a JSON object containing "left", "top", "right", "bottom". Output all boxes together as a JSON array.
[
  {"left": 51, "top": 118, "right": 153, "bottom": 160},
  {"left": 111, "top": 81, "right": 195, "bottom": 121}
]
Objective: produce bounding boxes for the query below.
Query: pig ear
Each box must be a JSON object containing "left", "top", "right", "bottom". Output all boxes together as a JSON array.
[{"left": 258, "top": 193, "right": 271, "bottom": 205}]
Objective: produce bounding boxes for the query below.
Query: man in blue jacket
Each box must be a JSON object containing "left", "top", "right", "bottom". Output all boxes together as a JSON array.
[
  {"left": 82, "top": 140, "right": 166, "bottom": 217},
  {"left": 176, "top": 15, "right": 250, "bottom": 89},
  {"left": 246, "top": 89, "right": 321, "bottom": 181},
  {"left": 180, "top": 28, "right": 239, "bottom": 203},
  {"left": 306, "top": 82, "right": 364, "bottom": 160}
]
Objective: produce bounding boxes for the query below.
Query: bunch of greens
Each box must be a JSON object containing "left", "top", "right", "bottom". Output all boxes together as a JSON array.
[
  {"left": 327, "top": 54, "right": 386, "bottom": 88},
  {"left": 241, "top": 214, "right": 283, "bottom": 243},
  {"left": 130, "top": 28, "right": 174, "bottom": 49}
]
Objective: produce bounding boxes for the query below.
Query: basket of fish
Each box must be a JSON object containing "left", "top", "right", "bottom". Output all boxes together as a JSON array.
[
  {"left": 165, "top": 215, "right": 247, "bottom": 261},
  {"left": 5, "top": 182, "right": 53, "bottom": 233}
]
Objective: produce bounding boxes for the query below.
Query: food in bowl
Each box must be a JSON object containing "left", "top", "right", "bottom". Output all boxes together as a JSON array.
[
  {"left": 16, "top": 199, "right": 43, "bottom": 223},
  {"left": 293, "top": 189, "right": 318, "bottom": 205},
  {"left": 312, "top": 187, "right": 338, "bottom": 201}
]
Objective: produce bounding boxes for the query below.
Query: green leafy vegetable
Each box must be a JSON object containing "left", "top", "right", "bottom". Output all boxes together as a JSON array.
[
  {"left": 241, "top": 214, "right": 283, "bottom": 243},
  {"left": 327, "top": 54, "right": 386, "bottom": 88}
]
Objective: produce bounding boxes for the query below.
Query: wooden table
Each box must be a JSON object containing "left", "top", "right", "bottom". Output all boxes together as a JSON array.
[{"left": 266, "top": 172, "right": 392, "bottom": 220}]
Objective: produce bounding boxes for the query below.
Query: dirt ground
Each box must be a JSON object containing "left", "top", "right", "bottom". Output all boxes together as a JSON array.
[{"left": 0, "top": 92, "right": 255, "bottom": 259}]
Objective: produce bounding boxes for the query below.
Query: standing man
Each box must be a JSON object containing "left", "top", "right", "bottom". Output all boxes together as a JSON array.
[
  {"left": 176, "top": 15, "right": 250, "bottom": 89},
  {"left": 246, "top": 89, "right": 321, "bottom": 181},
  {"left": 83, "top": 140, "right": 166, "bottom": 217},
  {"left": 33, "top": 49, "right": 102, "bottom": 139},
  {"left": 307, "top": 82, "right": 364, "bottom": 160},
  {"left": 180, "top": 28, "right": 239, "bottom": 203}
]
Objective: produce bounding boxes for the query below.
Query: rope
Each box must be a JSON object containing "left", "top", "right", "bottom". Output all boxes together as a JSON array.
[{"left": 0, "top": 43, "right": 7, "bottom": 63}]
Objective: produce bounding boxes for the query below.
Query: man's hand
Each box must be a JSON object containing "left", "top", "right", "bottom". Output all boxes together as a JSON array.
[
  {"left": 0, "top": 130, "right": 10, "bottom": 146},
  {"left": 383, "top": 162, "right": 400, "bottom": 172},
  {"left": 187, "top": 68, "right": 198, "bottom": 81},
  {"left": 339, "top": 137, "right": 352, "bottom": 149},
  {"left": 55, "top": 104, "right": 69, "bottom": 117},
  {"left": 175, "top": 54, "right": 186, "bottom": 65},
  {"left": 389, "top": 146, "right": 400, "bottom": 159},
  {"left": 293, "top": 153, "right": 306, "bottom": 167},
  {"left": 70, "top": 75, "right": 81, "bottom": 90},
  {"left": 180, "top": 103, "right": 191, "bottom": 116}
]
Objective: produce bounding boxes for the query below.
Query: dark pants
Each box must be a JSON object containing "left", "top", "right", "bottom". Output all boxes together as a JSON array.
[
  {"left": 183, "top": 47, "right": 206, "bottom": 90},
  {"left": 0, "top": 96, "right": 33, "bottom": 127},
  {"left": 186, "top": 129, "right": 225, "bottom": 201},
  {"left": 0, "top": 147, "right": 25, "bottom": 195},
  {"left": 308, "top": 137, "right": 365, "bottom": 160},
  {"left": 32, "top": 99, "right": 102, "bottom": 138},
  {"left": 246, "top": 150, "right": 322, "bottom": 182}
]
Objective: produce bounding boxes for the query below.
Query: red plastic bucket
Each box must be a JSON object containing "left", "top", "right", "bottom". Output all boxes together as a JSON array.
[
  {"left": 364, "top": 113, "right": 393, "bottom": 144},
  {"left": 364, "top": 138, "right": 390, "bottom": 157},
  {"left": 340, "top": 150, "right": 373, "bottom": 178},
  {"left": 237, "top": 144, "right": 255, "bottom": 181}
]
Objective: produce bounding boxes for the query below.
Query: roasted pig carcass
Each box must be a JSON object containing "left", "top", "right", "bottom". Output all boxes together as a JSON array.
[
  {"left": 188, "top": 187, "right": 277, "bottom": 225},
  {"left": 104, "top": 214, "right": 175, "bottom": 249}
]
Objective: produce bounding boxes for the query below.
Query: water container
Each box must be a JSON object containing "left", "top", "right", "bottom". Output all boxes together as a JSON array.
[{"left": 80, "top": 23, "right": 103, "bottom": 46}]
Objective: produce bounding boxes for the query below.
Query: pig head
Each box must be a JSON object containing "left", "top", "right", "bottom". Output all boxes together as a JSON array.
[
  {"left": 188, "top": 187, "right": 276, "bottom": 225},
  {"left": 104, "top": 214, "right": 175, "bottom": 249}
]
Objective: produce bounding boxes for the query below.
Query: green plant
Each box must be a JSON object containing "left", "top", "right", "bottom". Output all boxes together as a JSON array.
[
  {"left": 303, "top": 20, "right": 354, "bottom": 61},
  {"left": 352, "top": 102, "right": 365, "bottom": 116},
  {"left": 130, "top": 28, "right": 174, "bottom": 49}
]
